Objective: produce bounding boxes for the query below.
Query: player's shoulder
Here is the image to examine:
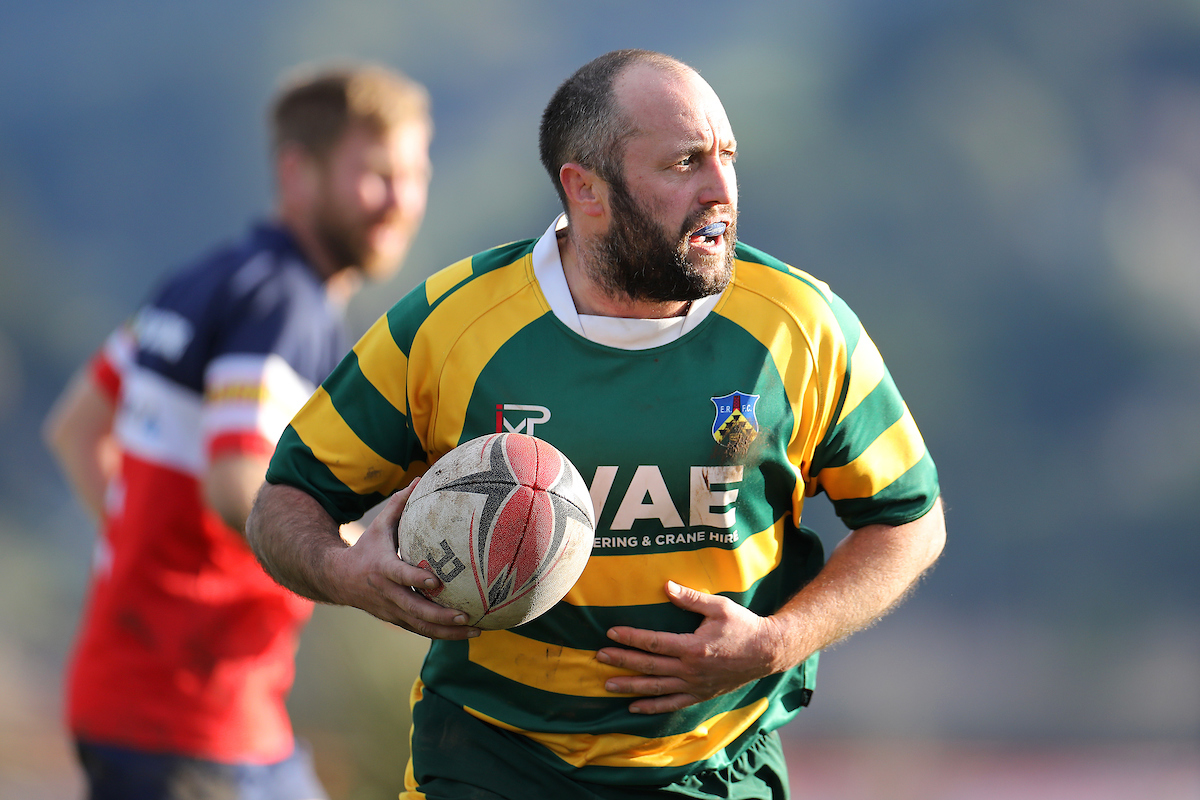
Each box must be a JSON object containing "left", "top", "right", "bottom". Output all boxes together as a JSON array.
[
  {"left": 156, "top": 223, "right": 313, "bottom": 297},
  {"left": 214, "top": 223, "right": 324, "bottom": 305},
  {"left": 385, "top": 238, "right": 540, "bottom": 344},
  {"left": 154, "top": 223, "right": 325, "bottom": 320},
  {"left": 730, "top": 241, "right": 856, "bottom": 332},
  {"left": 424, "top": 238, "right": 539, "bottom": 305}
]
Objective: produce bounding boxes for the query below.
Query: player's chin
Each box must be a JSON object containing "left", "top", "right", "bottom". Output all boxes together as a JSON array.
[
  {"left": 685, "top": 256, "right": 733, "bottom": 296},
  {"left": 361, "top": 225, "right": 410, "bottom": 272}
]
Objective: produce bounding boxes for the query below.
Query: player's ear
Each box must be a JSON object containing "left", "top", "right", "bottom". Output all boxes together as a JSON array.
[
  {"left": 559, "top": 163, "right": 608, "bottom": 220},
  {"left": 276, "top": 142, "right": 320, "bottom": 209}
]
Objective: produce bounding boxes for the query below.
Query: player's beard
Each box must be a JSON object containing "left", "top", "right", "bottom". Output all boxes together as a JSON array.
[
  {"left": 312, "top": 196, "right": 394, "bottom": 276},
  {"left": 590, "top": 175, "right": 737, "bottom": 304}
]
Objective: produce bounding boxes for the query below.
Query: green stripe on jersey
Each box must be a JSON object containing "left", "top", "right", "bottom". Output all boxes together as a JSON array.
[
  {"left": 321, "top": 350, "right": 414, "bottom": 467},
  {"left": 810, "top": 368, "right": 908, "bottom": 473},
  {"left": 409, "top": 687, "right": 793, "bottom": 796},
  {"left": 470, "top": 238, "right": 537, "bottom": 276},
  {"left": 385, "top": 278, "right": 434, "bottom": 355},
  {"left": 265, "top": 427, "right": 385, "bottom": 523},
  {"left": 829, "top": 451, "right": 939, "bottom": 527}
]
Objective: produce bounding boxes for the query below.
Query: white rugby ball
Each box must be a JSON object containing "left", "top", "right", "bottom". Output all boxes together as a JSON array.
[{"left": 398, "top": 433, "right": 595, "bottom": 630}]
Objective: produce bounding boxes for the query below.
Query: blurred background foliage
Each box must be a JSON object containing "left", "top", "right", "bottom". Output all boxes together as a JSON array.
[{"left": 1, "top": 1, "right": 1198, "bottom": 798}]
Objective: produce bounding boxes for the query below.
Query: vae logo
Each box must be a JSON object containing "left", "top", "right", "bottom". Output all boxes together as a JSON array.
[
  {"left": 711, "top": 391, "right": 760, "bottom": 447},
  {"left": 495, "top": 404, "right": 551, "bottom": 435}
]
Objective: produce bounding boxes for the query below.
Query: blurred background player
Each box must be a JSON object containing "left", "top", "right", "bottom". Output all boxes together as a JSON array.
[{"left": 42, "top": 62, "right": 432, "bottom": 800}]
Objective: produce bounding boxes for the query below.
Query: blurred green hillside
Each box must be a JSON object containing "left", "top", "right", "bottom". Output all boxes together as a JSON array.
[{"left": 1, "top": 1, "right": 1197, "bottom": 798}]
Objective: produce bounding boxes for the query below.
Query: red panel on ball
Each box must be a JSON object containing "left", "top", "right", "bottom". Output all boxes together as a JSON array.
[
  {"left": 512, "top": 490, "right": 555, "bottom": 589},
  {"left": 397, "top": 432, "right": 596, "bottom": 629},
  {"left": 489, "top": 486, "right": 534, "bottom": 585}
]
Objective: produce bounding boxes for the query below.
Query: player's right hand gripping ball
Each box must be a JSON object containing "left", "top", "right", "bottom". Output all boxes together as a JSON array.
[{"left": 398, "top": 433, "right": 595, "bottom": 629}]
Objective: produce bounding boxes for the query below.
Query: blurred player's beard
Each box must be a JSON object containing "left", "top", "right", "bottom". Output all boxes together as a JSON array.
[
  {"left": 312, "top": 197, "right": 394, "bottom": 276},
  {"left": 589, "top": 175, "right": 736, "bottom": 304}
]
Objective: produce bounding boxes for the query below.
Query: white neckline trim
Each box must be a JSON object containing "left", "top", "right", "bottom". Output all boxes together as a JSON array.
[{"left": 531, "top": 215, "right": 723, "bottom": 350}]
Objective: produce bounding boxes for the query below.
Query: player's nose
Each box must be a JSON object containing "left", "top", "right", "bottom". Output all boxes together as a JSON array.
[{"left": 700, "top": 160, "right": 736, "bottom": 207}]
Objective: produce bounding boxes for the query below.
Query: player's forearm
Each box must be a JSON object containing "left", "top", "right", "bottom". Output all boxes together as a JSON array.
[
  {"left": 43, "top": 370, "right": 117, "bottom": 523},
  {"left": 767, "top": 498, "right": 946, "bottom": 671},
  {"left": 46, "top": 434, "right": 111, "bottom": 522},
  {"left": 245, "top": 482, "right": 350, "bottom": 604}
]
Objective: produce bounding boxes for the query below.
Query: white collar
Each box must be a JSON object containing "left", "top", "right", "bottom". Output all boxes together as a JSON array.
[{"left": 531, "top": 215, "right": 723, "bottom": 350}]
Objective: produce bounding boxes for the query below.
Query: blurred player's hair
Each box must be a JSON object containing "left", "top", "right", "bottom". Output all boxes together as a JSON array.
[
  {"left": 271, "top": 62, "right": 432, "bottom": 160},
  {"left": 539, "top": 49, "right": 689, "bottom": 212}
]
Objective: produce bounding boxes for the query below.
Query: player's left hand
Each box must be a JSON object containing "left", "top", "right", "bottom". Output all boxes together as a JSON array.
[{"left": 596, "top": 581, "right": 783, "bottom": 714}]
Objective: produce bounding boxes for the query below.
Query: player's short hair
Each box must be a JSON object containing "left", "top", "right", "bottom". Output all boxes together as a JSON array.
[
  {"left": 539, "top": 49, "right": 689, "bottom": 211},
  {"left": 270, "top": 62, "right": 431, "bottom": 161}
]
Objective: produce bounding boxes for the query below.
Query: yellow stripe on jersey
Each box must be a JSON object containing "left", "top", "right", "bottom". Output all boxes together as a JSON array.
[
  {"left": 402, "top": 680, "right": 426, "bottom": 800},
  {"left": 818, "top": 411, "right": 927, "bottom": 499},
  {"left": 717, "top": 272, "right": 804, "bottom": 438},
  {"left": 353, "top": 314, "right": 408, "bottom": 414},
  {"left": 718, "top": 259, "right": 846, "bottom": 488},
  {"left": 425, "top": 256, "right": 473, "bottom": 305},
  {"left": 468, "top": 631, "right": 633, "bottom": 697},
  {"left": 837, "top": 327, "right": 886, "bottom": 424},
  {"left": 409, "top": 257, "right": 547, "bottom": 454},
  {"left": 465, "top": 698, "right": 771, "bottom": 769},
  {"left": 290, "top": 387, "right": 407, "bottom": 496},
  {"left": 568, "top": 519, "right": 786, "bottom": 607},
  {"left": 205, "top": 383, "right": 266, "bottom": 402}
]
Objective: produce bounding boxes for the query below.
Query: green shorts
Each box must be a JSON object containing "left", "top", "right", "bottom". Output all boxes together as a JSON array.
[{"left": 403, "top": 688, "right": 790, "bottom": 800}]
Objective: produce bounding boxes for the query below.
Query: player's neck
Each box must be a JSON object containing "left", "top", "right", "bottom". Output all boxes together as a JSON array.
[
  {"left": 322, "top": 269, "right": 362, "bottom": 308},
  {"left": 557, "top": 232, "right": 690, "bottom": 320},
  {"left": 276, "top": 213, "right": 359, "bottom": 302}
]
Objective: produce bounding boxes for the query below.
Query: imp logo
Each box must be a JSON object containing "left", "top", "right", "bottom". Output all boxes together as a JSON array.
[
  {"left": 495, "top": 404, "right": 551, "bottom": 435},
  {"left": 711, "top": 391, "right": 760, "bottom": 447}
]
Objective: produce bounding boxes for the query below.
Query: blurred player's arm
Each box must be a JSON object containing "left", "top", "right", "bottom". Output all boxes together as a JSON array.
[
  {"left": 42, "top": 367, "right": 118, "bottom": 523},
  {"left": 207, "top": 455, "right": 365, "bottom": 543},
  {"left": 205, "top": 453, "right": 274, "bottom": 537}
]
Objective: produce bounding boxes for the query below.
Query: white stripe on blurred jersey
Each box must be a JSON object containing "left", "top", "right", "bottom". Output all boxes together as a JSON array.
[
  {"left": 203, "top": 353, "right": 316, "bottom": 449},
  {"left": 114, "top": 364, "right": 204, "bottom": 475}
]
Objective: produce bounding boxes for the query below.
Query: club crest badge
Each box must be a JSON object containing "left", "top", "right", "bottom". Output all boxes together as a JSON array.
[{"left": 711, "top": 391, "right": 760, "bottom": 448}]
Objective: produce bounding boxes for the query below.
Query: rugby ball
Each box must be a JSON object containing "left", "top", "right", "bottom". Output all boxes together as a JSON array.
[{"left": 398, "top": 433, "right": 595, "bottom": 630}]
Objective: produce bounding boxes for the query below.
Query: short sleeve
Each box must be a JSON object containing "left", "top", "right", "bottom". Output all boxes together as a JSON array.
[
  {"left": 200, "top": 258, "right": 343, "bottom": 462},
  {"left": 266, "top": 309, "right": 426, "bottom": 524},
  {"left": 806, "top": 309, "right": 939, "bottom": 529},
  {"left": 89, "top": 323, "right": 137, "bottom": 401}
]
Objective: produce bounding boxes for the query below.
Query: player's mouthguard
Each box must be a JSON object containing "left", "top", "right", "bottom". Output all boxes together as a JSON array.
[{"left": 692, "top": 221, "right": 727, "bottom": 240}]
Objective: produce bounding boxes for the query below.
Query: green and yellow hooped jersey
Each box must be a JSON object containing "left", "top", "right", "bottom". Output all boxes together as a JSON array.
[{"left": 267, "top": 238, "right": 939, "bottom": 786}]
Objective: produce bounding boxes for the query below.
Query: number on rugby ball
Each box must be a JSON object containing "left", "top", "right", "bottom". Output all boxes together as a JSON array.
[{"left": 398, "top": 432, "right": 595, "bottom": 630}]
